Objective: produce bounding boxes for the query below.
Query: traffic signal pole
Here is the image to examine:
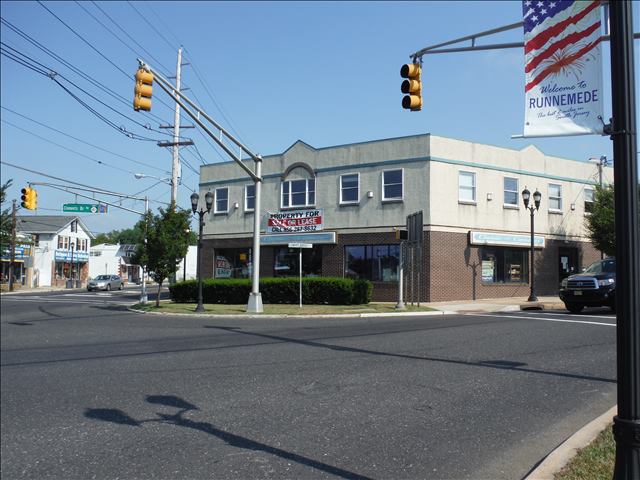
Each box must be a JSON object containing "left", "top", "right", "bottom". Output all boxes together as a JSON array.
[
  {"left": 408, "top": 5, "right": 639, "bottom": 476},
  {"left": 609, "top": 2, "right": 640, "bottom": 477},
  {"left": 138, "top": 59, "right": 264, "bottom": 313},
  {"left": 8, "top": 200, "right": 16, "bottom": 292}
]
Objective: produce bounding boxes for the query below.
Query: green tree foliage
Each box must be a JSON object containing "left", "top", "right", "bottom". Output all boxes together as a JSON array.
[
  {"left": 585, "top": 185, "right": 615, "bottom": 256},
  {"left": 92, "top": 224, "right": 149, "bottom": 246},
  {"left": 0, "top": 179, "right": 13, "bottom": 250},
  {"left": 132, "top": 204, "right": 191, "bottom": 306}
]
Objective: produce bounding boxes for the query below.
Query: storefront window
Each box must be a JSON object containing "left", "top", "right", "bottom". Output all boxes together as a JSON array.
[
  {"left": 480, "top": 247, "right": 528, "bottom": 284},
  {"left": 345, "top": 244, "right": 399, "bottom": 282},
  {"left": 274, "top": 246, "right": 322, "bottom": 277},
  {"left": 214, "top": 248, "right": 252, "bottom": 278}
]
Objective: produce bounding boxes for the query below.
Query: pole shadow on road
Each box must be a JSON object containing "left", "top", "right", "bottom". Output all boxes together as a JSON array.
[
  {"left": 85, "top": 395, "right": 373, "bottom": 480},
  {"left": 204, "top": 325, "right": 616, "bottom": 385}
]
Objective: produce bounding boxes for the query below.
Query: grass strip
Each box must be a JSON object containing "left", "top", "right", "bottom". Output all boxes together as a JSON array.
[
  {"left": 132, "top": 301, "right": 436, "bottom": 315},
  {"left": 555, "top": 424, "right": 614, "bottom": 480}
]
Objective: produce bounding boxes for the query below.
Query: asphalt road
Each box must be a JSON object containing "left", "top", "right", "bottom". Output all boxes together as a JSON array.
[{"left": 1, "top": 291, "right": 616, "bottom": 480}]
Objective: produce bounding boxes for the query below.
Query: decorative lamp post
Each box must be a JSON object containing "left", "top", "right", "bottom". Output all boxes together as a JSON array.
[
  {"left": 191, "top": 191, "right": 214, "bottom": 312},
  {"left": 522, "top": 187, "right": 541, "bottom": 302}
]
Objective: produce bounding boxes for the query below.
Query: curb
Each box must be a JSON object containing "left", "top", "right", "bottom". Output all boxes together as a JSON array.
[
  {"left": 524, "top": 405, "right": 616, "bottom": 480},
  {"left": 127, "top": 307, "right": 454, "bottom": 319}
]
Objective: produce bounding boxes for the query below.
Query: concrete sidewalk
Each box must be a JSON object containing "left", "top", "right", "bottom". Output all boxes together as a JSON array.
[{"left": 423, "top": 295, "right": 565, "bottom": 314}]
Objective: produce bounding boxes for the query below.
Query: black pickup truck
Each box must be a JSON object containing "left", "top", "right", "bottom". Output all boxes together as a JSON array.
[{"left": 559, "top": 258, "right": 616, "bottom": 314}]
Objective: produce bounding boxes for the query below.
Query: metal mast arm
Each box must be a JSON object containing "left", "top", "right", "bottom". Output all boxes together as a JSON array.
[{"left": 138, "top": 59, "right": 261, "bottom": 182}]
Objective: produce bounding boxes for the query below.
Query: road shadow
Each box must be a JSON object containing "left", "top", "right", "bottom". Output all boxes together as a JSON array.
[
  {"left": 204, "top": 325, "right": 615, "bottom": 384},
  {"left": 85, "top": 394, "right": 373, "bottom": 480}
]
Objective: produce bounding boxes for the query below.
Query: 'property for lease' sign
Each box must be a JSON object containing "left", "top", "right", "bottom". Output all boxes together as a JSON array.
[{"left": 267, "top": 209, "right": 323, "bottom": 234}]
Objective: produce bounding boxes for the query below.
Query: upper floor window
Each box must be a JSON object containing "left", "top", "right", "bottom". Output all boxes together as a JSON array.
[
  {"left": 90, "top": 250, "right": 102, "bottom": 257},
  {"left": 57, "top": 235, "right": 70, "bottom": 249},
  {"left": 282, "top": 178, "right": 315, "bottom": 208},
  {"left": 549, "top": 183, "right": 562, "bottom": 212},
  {"left": 340, "top": 173, "right": 360, "bottom": 204},
  {"left": 459, "top": 171, "right": 476, "bottom": 203},
  {"left": 504, "top": 177, "right": 519, "bottom": 207},
  {"left": 215, "top": 187, "right": 229, "bottom": 214},
  {"left": 584, "top": 187, "right": 594, "bottom": 214},
  {"left": 245, "top": 184, "right": 255, "bottom": 212},
  {"left": 70, "top": 220, "right": 78, "bottom": 233},
  {"left": 33, "top": 234, "right": 40, "bottom": 247},
  {"left": 76, "top": 238, "right": 88, "bottom": 251},
  {"left": 382, "top": 169, "right": 403, "bottom": 201}
]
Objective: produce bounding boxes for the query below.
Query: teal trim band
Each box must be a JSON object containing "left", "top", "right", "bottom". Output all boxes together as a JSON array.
[
  {"left": 429, "top": 156, "right": 597, "bottom": 186},
  {"left": 200, "top": 155, "right": 597, "bottom": 187}
]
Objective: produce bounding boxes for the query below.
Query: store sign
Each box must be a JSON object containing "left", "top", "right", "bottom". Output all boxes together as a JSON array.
[
  {"left": 54, "top": 250, "right": 90, "bottom": 262},
  {"left": 260, "top": 232, "right": 337, "bottom": 246},
  {"left": 1, "top": 245, "right": 31, "bottom": 261},
  {"left": 470, "top": 231, "right": 545, "bottom": 248},
  {"left": 267, "top": 209, "right": 323, "bottom": 234},
  {"left": 215, "top": 255, "right": 232, "bottom": 278}
]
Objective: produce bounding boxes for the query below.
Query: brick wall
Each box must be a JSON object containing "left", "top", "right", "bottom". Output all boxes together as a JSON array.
[
  {"left": 202, "top": 231, "right": 601, "bottom": 303},
  {"left": 428, "top": 231, "right": 600, "bottom": 302}
]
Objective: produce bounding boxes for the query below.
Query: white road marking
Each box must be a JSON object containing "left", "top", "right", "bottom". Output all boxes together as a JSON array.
[
  {"left": 520, "top": 311, "right": 615, "bottom": 320},
  {"left": 471, "top": 312, "right": 616, "bottom": 327}
]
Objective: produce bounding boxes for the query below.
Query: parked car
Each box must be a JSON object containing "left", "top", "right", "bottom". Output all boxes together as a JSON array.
[
  {"left": 559, "top": 258, "right": 616, "bottom": 314},
  {"left": 87, "top": 274, "right": 123, "bottom": 291}
]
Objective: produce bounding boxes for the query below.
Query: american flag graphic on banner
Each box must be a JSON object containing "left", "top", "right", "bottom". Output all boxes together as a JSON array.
[{"left": 522, "top": 0, "right": 603, "bottom": 137}]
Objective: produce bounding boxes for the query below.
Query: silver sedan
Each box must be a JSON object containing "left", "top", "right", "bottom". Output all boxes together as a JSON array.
[{"left": 87, "top": 275, "right": 124, "bottom": 291}]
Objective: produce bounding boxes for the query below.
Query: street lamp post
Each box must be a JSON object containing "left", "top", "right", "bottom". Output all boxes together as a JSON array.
[
  {"left": 522, "top": 187, "right": 541, "bottom": 302},
  {"left": 190, "top": 191, "right": 214, "bottom": 313}
]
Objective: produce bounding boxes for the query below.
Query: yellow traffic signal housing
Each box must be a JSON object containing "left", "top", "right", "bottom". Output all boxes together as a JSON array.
[
  {"left": 133, "top": 68, "right": 154, "bottom": 112},
  {"left": 20, "top": 187, "right": 37, "bottom": 210},
  {"left": 401, "top": 63, "right": 422, "bottom": 111}
]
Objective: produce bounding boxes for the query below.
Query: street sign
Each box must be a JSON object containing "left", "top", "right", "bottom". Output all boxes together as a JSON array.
[
  {"left": 288, "top": 243, "right": 313, "bottom": 249},
  {"left": 63, "top": 204, "right": 108, "bottom": 213}
]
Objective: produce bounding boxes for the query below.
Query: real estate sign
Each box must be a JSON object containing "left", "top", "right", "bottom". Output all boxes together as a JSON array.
[{"left": 267, "top": 209, "right": 324, "bottom": 234}]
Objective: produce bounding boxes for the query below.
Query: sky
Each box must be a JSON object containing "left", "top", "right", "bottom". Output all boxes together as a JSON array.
[{"left": 1, "top": 1, "right": 638, "bottom": 235}]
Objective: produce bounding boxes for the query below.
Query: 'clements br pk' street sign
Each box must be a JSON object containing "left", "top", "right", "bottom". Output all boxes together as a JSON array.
[{"left": 62, "top": 204, "right": 108, "bottom": 214}]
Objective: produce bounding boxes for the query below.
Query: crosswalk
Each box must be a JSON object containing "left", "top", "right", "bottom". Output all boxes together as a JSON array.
[{"left": 2, "top": 291, "right": 136, "bottom": 306}]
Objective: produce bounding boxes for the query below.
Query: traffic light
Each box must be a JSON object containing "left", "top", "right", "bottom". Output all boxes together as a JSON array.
[
  {"left": 20, "top": 187, "right": 37, "bottom": 210},
  {"left": 401, "top": 63, "right": 422, "bottom": 111},
  {"left": 133, "top": 68, "right": 154, "bottom": 112}
]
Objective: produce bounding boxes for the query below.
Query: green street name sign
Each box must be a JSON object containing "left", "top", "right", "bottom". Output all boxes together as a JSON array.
[{"left": 62, "top": 204, "right": 108, "bottom": 213}]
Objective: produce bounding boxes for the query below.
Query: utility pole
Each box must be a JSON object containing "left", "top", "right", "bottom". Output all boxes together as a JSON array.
[
  {"left": 8, "top": 200, "right": 16, "bottom": 292},
  {"left": 156, "top": 48, "right": 194, "bottom": 204},
  {"left": 171, "top": 48, "right": 182, "bottom": 205}
]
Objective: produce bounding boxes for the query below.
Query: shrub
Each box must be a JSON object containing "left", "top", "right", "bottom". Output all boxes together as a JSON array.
[{"left": 169, "top": 277, "right": 373, "bottom": 305}]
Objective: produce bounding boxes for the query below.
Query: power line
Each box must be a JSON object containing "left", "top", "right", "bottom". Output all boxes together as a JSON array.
[
  {"left": 145, "top": 3, "right": 182, "bottom": 49},
  {"left": 0, "top": 17, "right": 173, "bottom": 125},
  {"left": 0, "top": 43, "right": 178, "bottom": 142},
  {"left": 88, "top": 1, "right": 174, "bottom": 77},
  {"left": 1, "top": 106, "right": 169, "bottom": 174},
  {"left": 127, "top": 1, "right": 176, "bottom": 52},
  {"left": 37, "top": 0, "right": 132, "bottom": 79},
  {"left": 2, "top": 119, "right": 144, "bottom": 175}
]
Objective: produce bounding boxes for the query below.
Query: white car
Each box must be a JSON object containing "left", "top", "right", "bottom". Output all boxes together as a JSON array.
[{"left": 87, "top": 275, "right": 124, "bottom": 291}]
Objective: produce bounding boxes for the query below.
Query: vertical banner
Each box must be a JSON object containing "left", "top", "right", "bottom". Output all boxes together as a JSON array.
[{"left": 523, "top": 0, "right": 603, "bottom": 137}]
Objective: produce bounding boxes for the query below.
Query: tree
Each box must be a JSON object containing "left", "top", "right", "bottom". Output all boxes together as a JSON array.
[
  {"left": 132, "top": 205, "right": 191, "bottom": 307},
  {"left": 585, "top": 185, "right": 615, "bottom": 256},
  {"left": 0, "top": 179, "right": 13, "bottom": 251}
]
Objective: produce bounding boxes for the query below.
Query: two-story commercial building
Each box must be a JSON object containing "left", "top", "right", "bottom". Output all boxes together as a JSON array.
[
  {"left": 196, "top": 134, "right": 609, "bottom": 302},
  {"left": 17, "top": 215, "right": 93, "bottom": 288}
]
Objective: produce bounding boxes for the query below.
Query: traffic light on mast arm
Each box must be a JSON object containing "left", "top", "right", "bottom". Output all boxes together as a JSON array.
[
  {"left": 133, "top": 68, "right": 154, "bottom": 112},
  {"left": 401, "top": 63, "right": 422, "bottom": 111},
  {"left": 20, "top": 186, "right": 37, "bottom": 210}
]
